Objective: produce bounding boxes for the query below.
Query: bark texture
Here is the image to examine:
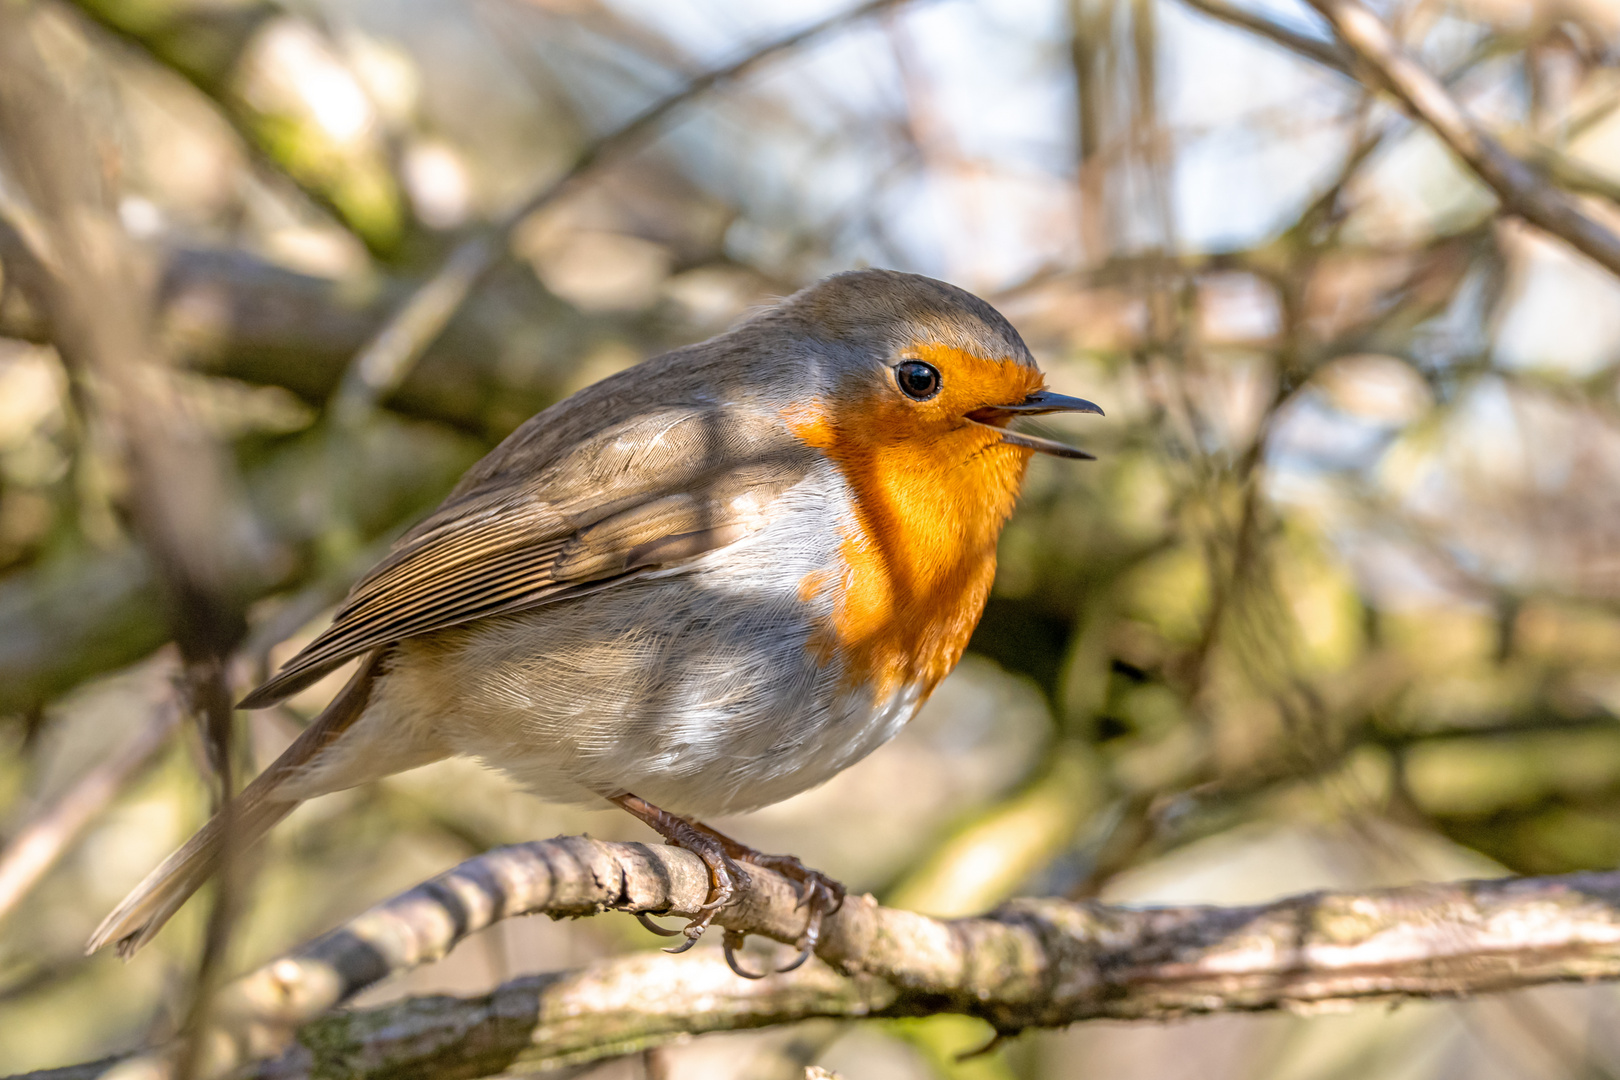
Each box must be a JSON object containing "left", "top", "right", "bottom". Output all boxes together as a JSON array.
[{"left": 24, "top": 837, "right": 1620, "bottom": 1080}]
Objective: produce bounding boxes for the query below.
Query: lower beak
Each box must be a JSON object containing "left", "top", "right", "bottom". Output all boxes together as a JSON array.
[{"left": 970, "top": 389, "right": 1104, "bottom": 460}]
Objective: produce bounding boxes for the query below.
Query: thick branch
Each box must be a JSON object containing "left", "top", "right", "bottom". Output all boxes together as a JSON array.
[
  {"left": 33, "top": 836, "right": 1620, "bottom": 1080},
  {"left": 1306, "top": 0, "right": 1620, "bottom": 277},
  {"left": 0, "top": 218, "right": 642, "bottom": 438},
  {"left": 149, "top": 246, "right": 613, "bottom": 436}
]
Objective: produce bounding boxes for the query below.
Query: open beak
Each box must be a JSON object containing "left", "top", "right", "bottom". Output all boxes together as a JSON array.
[{"left": 970, "top": 390, "right": 1104, "bottom": 460}]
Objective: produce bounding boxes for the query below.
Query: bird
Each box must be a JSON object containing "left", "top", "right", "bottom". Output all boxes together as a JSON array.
[{"left": 87, "top": 268, "right": 1102, "bottom": 975}]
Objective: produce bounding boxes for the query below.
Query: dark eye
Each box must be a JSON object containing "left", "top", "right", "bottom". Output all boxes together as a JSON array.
[{"left": 894, "top": 360, "right": 941, "bottom": 401}]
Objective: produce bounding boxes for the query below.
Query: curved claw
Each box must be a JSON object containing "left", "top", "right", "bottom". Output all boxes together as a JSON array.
[
  {"left": 777, "top": 897, "right": 825, "bottom": 974},
  {"left": 636, "top": 912, "right": 684, "bottom": 937},
  {"left": 663, "top": 897, "right": 721, "bottom": 953},
  {"left": 607, "top": 795, "right": 842, "bottom": 969},
  {"left": 776, "top": 937, "right": 815, "bottom": 974},
  {"left": 722, "top": 929, "right": 769, "bottom": 979}
]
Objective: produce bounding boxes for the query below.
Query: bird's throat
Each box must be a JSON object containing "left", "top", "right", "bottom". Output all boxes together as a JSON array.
[{"left": 785, "top": 396, "right": 1030, "bottom": 702}]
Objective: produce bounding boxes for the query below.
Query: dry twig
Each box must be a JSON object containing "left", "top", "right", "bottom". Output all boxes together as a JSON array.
[
  {"left": 1180, "top": 0, "right": 1350, "bottom": 71},
  {"left": 1182, "top": 0, "right": 1620, "bottom": 209}
]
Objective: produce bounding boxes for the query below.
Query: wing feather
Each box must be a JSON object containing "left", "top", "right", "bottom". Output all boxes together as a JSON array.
[
  {"left": 240, "top": 534, "right": 573, "bottom": 708},
  {"left": 239, "top": 423, "right": 812, "bottom": 711}
]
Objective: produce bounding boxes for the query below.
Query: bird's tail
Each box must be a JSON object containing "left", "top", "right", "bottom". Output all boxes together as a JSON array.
[{"left": 86, "top": 650, "right": 384, "bottom": 958}]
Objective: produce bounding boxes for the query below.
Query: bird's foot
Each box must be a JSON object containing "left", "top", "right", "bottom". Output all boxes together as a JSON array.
[
  {"left": 612, "top": 795, "right": 843, "bottom": 975},
  {"left": 611, "top": 793, "right": 844, "bottom": 979},
  {"left": 708, "top": 843, "right": 843, "bottom": 976}
]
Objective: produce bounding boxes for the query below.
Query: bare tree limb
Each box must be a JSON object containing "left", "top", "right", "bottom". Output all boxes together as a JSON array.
[
  {"left": 1180, "top": 0, "right": 1620, "bottom": 210},
  {"left": 0, "top": 9, "right": 268, "bottom": 661},
  {"left": 1303, "top": 0, "right": 1620, "bottom": 277},
  {"left": 0, "top": 217, "right": 654, "bottom": 438},
  {"left": 0, "top": 699, "right": 181, "bottom": 924},
  {"left": 33, "top": 835, "right": 1620, "bottom": 1080},
  {"left": 0, "top": 546, "right": 173, "bottom": 718}
]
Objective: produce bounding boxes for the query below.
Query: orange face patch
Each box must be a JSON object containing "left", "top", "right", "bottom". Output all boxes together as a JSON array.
[{"left": 787, "top": 342, "right": 1044, "bottom": 702}]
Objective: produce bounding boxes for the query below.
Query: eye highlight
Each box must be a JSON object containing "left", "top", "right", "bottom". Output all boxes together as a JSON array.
[{"left": 894, "top": 360, "right": 941, "bottom": 401}]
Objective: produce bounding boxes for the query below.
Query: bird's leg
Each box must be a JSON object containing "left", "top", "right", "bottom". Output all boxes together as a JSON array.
[{"left": 610, "top": 793, "right": 749, "bottom": 953}]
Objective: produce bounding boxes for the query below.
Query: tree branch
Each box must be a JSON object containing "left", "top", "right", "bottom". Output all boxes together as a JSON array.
[
  {"left": 32, "top": 835, "right": 1620, "bottom": 1080},
  {"left": 1178, "top": 0, "right": 1350, "bottom": 72},
  {"left": 0, "top": 218, "right": 643, "bottom": 439},
  {"left": 1305, "top": 0, "right": 1620, "bottom": 277}
]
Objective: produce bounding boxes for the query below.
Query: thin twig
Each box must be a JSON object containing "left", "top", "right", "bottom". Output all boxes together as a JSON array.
[
  {"left": 332, "top": 0, "right": 921, "bottom": 424},
  {"left": 1179, "top": 0, "right": 1350, "bottom": 72},
  {"left": 37, "top": 835, "right": 1620, "bottom": 1080},
  {"left": 0, "top": 700, "right": 181, "bottom": 924}
]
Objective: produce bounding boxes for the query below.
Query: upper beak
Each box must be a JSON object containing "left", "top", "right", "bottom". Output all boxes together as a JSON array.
[
  {"left": 993, "top": 390, "right": 1105, "bottom": 417},
  {"left": 970, "top": 389, "right": 1105, "bottom": 460}
]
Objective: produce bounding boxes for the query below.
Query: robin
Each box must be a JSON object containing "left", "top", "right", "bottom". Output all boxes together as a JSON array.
[{"left": 88, "top": 268, "right": 1102, "bottom": 975}]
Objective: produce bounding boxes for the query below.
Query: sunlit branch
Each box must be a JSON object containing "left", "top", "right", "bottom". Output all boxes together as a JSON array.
[
  {"left": 1182, "top": 0, "right": 1620, "bottom": 212},
  {"left": 64, "top": 0, "right": 408, "bottom": 255},
  {"left": 1306, "top": 0, "right": 1620, "bottom": 276},
  {"left": 27, "top": 835, "right": 1620, "bottom": 1080}
]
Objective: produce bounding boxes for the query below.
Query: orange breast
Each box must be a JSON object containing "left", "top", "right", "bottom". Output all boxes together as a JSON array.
[{"left": 786, "top": 344, "right": 1041, "bottom": 703}]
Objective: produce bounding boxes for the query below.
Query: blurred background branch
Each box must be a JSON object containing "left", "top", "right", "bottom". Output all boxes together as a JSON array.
[
  {"left": 330, "top": 0, "right": 923, "bottom": 428},
  {"left": 0, "top": 700, "right": 180, "bottom": 927},
  {"left": 65, "top": 0, "right": 412, "bottom": 257},
  {"left": 1309, "top": 0, "right": 1620, "bottom": 275}
]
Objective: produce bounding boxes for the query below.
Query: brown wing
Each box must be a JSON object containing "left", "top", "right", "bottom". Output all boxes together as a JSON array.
[{"left": 238, "top": 448, "right": 806, "bottom": 710}]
